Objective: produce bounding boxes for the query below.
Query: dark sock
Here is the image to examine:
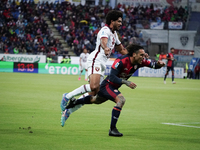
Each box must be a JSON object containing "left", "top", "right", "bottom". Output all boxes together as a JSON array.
[
  {"left": 110, "top": 106, "right": 121, "bottom": 130},
  {"left": 172, "top": 75, "right": 174, "bottom": 81},
  {"left": 164, "top": 75, "right": 167, "bottom": 81},
  {"left": 75, "top": 95, "right": 92, "bottom": 105}
]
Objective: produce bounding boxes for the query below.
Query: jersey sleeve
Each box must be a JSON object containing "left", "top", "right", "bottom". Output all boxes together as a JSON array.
[
  {"left": 80, "top": 53, "right": 83, "bottom": 59},
  {"left": 99, "top": 27, "right": 110, "bottom": 39},
  {"left": 109, "top": 59, "right": 123, "bottom": 84},
  {"left": 141, "top": 58, "right": 162, "bottom": 69},
  {"left": 114, "top": 31, "right": 121, "bottom": 46}
]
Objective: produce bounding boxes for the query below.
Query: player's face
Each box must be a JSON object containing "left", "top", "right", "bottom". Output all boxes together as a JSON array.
[
  {"left": 171, "top": 49, "right": 174, "bottom": 54},
  {"left": 113, "top": 17, "right": 122, "bottom": 31},
  {"left": 134, "top": 49, "right": 145, "bottom": 64},
  {"left": 83, "top": 49, "right": 87, "bottom": 53}
]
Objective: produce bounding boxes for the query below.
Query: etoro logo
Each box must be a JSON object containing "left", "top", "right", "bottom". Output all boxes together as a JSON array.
[{"left": 45, "top": 64, "right": 78, "bottom": 75}]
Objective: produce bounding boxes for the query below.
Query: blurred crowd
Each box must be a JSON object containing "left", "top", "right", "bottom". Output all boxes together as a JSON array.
[
  {"left": 0, "top": 0, "right": 189, "bottom": 57},
  {"left": 0, "top": 0, "right": 63, "bottom": 55}
]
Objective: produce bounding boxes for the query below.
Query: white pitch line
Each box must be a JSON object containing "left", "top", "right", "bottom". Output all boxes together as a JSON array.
[{"left": 162, "top": 123, "right": 200, "bottom": 129}]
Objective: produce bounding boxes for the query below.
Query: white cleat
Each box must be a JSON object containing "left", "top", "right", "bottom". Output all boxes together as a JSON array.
[
  {"left": 172, "top": 81, "right": 176, "bottom": 84},
  {"left": 164, "top": 81, "right": 166, "bottom": 84}
]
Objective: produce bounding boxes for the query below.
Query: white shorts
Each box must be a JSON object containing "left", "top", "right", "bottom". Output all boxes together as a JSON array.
[
  {"left": 79, "top": 63, "right": 87, "bottom": 71},
  {"left": 87, "top": 61, "right": 105, "bottom": 78}
]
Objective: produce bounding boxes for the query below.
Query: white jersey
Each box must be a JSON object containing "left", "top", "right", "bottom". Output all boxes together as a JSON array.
[
  {"left": 79, "top": 52, "right": 89, "bottom": 71},
  {"left": 80, "top": 52, "right": 89, "bottom": 64},
  {"left": 87, "top": 25, "right": 121, "bottom": 69}
]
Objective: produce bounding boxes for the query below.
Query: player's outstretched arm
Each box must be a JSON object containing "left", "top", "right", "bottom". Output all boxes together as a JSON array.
[
  {"left": 156, "top": 60, "right": 165, "bottom": 67},
  {"left": 115, "top": 44, "right": 128, "bottom": 55},
  {"left": 122, "top": 79, "right": 137, "bottom": 89}
]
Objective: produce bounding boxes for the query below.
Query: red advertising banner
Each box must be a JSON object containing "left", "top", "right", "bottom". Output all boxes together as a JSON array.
[{"left": 174, "top": 49, "right": 194, "bottom": 56}]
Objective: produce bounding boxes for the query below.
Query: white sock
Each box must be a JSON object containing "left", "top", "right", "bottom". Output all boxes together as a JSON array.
[
  {"left": 68, "top": 93, "right": 89, "bottom": 114},
  {"left": 85, "top": 71, "right": 87, "bottom": 80},
  {"left": 66, "top": 84, "right": 91, "bottom": 99},
  {"left": 79, "top": 71, "right": 82, "bottom": 78}
]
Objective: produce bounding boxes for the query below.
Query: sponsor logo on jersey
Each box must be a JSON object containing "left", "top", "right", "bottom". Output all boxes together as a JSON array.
[
  {"left": 114, "top": 62, "right": 119, "bottom": 69},
  {"left": 95, "top": 67, "right": 100, "bottom": 72}
]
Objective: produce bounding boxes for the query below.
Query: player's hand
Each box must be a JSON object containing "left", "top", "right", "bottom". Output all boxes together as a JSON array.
[
  {"left": 129, "top": 82, "right": 137, "bottom": 89},
  {"left": 122, "top": 79, "right": 137, "bottom": 89},
  {"left": 104, "top": 47, "right": 110, "bottom": 56},
  {"left": 144, "top": 53, "right": 149, "bottom": 59},
  {"left": 157, "top": 60, "right": 165, "bottom": 67}
]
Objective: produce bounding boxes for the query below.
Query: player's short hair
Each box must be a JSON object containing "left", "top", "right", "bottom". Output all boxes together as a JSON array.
[
  {"left": 126, "top": 44, "right": 144, "bottom": 56},
  {"left": 106, "top": 10, "right": 123, "bottom": 25},
  {"left": 170, "top": 47, "right": 175, "bottom": 50}
]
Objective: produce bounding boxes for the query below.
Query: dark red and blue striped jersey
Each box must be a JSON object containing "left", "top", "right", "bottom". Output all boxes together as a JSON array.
[
  {"left": 105, "top": 54, "right": 162, "bottom": 89},
  {"left": 166, "top": 53, "right": 174, "bottom": 67}
]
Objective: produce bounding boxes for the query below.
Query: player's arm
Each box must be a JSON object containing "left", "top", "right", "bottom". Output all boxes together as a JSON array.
[
  {"left": 144, "top": 59, "right": 165, "bottom": 69},
  {"left": 166, "top": 54, "right": 171, "bottom": 60},
  {"left": 100, "top": 37, "right": 110, "bottom": 56},
  {"left": 109, "top": 61, "right": 137, "bottom": 89},
  {"left": 115, "top": 44, "right": 128, "bottom": 55},
  {"left": 79, "top": 57, "right": 82, "bottom": 66}
]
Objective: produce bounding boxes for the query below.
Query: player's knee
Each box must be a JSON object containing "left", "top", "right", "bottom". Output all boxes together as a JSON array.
[
  {"left": 116, "top": 96, "right": 126, "bottom": 108},
  {"left": 90, "top": 84, "right": 99, "bottom": 92}
]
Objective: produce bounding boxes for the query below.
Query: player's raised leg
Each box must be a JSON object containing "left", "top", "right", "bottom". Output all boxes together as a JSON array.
[
  {"left": 60, "top": 93, "right": 70, "bottom": 111},
  {"left": 68, "top": 93, "right": 89, "bottom": 114},
  {"left": 60, "top": 84, "right": 91, "bottom": 111},
  {"left": 60, "top": 109, "right": 70, "bottom": 127}
]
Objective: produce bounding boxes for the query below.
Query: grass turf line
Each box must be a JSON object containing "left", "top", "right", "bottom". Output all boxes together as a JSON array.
[{"left": 0, "top": 72, "right": 200, "bottom": 150}]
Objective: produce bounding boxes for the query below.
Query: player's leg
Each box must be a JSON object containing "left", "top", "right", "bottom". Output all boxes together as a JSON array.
[
  {"left": 164, "top": 67, "right": 169, "bottom": 84},
  {"left": 61, "top": 93, "right": 89, "bottom": 127},
  {"left": 66, "top": 77, "right": 108, "bottom": 109},
  {"left": 78, "top": 68, "right": 83, "bottom": 80},
  {"left": 89, "top": 73, "right": 101, "bottom": 95},
  {"left": 87, "top": 63, "right": 105, "bottom": 96},
  {"left": 60, "top": 84, "right": 91, "bottom": 111},
  {"left": 172, "top": 69, "right": 176, "bottom": 84},
  {"left": 97, "top": 82, "right": 124, "bottom": 136},
  {"left": 109, "top": 94, "right": 125, "bottom": 137},
  {"left": 68, "top": 93, "right": 89, "bottom": 114},
  {"left": 85, "top": 69, "right": 88, "bottom": 81},
  {"left": 64, "top": 65, "right": 104, "bottom": 112}
]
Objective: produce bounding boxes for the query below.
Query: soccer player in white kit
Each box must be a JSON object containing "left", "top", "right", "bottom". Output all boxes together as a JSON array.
[
  {"left": 78, "top": 48, "right": 89, "bottom": 81},
  {"left": 60, "top": 10, "right": 128, "bottom": 126}
]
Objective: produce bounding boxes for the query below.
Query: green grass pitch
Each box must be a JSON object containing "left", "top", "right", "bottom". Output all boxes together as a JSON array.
[{"left": 0, "top": 72, "right": 200, "bottom": 150}]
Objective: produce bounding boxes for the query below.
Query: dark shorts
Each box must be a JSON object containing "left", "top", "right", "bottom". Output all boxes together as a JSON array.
[
  {"left": 167, "top": 66, "right": 174, "bottom": 72},
  {"left": 97, "top": 80, "right": 121, "bottom": 102}
]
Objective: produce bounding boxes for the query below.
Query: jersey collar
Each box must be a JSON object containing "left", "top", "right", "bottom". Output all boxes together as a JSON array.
[{"left": 105, "top": 24, "right": 114, "bottom": 33}]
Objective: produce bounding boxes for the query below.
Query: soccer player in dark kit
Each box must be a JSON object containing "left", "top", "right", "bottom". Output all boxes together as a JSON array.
[
  {"left": 164, "top": 47, "right": 176, "bottom": 84},
  {"left": 64, "top": 44, "right": 165, "bottom": 137}
]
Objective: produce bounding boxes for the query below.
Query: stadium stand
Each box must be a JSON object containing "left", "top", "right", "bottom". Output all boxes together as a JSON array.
[
  {"left": 0, "top": 0, "right": 63, "bottom": 57},
  {"left": 187, "top": 12, "right": 200, "bottom": 46},
  {"left": 0, "top": 0, "right": 190, "bottom": 59}
]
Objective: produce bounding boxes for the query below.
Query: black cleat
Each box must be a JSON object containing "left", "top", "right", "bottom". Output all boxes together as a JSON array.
[
  {"left": 109, "top": 128, "right": 123, "bottom": 137},
  {"left": 66, "top": 97, "right": 77, "bottom": 109}
]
